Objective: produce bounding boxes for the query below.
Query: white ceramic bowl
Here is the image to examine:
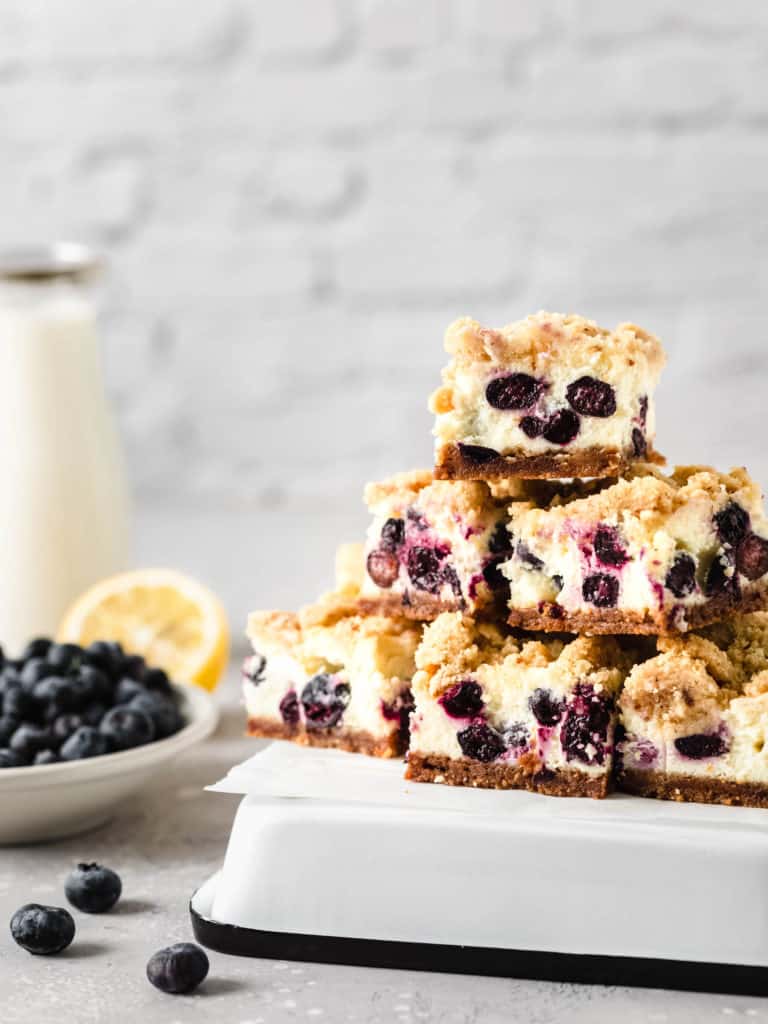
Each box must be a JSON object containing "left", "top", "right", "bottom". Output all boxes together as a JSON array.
[{"left": 0, "top": 682, "right": 218, "bottom": 844}]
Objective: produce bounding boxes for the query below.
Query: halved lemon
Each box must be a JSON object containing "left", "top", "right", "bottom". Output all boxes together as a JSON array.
[{"left": 58, "top": 569, "right": 230, "bottom": 691}]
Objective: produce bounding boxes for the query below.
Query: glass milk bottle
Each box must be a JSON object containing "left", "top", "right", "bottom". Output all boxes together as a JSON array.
[{"left": 0, "top": 244, "right": 130, "bottom": 653}]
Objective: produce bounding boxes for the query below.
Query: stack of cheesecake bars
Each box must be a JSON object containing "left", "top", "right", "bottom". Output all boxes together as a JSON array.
[{"left": 244, "top": 312, "right": 768, "bottom": 806}]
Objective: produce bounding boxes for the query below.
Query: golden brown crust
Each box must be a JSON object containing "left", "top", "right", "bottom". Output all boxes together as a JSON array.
[
  {"left": 247, "top": 718, "right": 407, "bottom": 758},
  {"left": 405, "top": 752, "right": 610, "bottom": 798},
  {"left": 435, "top": 442, "right": 665, "bottom": 482},
  {"left": 363, "top": 469, "right": 435, "bottom": 506},
  {"left": 618, "top": 767, "right": 768, "bottom": 808},
  {"left": 443, "top": 313, "right": 666, "bottom": 373},
  {"left": 507, "top": 588, "right": 768, "bottom": 635},
  {"left": 245, "top": 610, "right": 302, "bottom": 654},
  {"left": 508, "top": 463, "right": 761, "bottom": 523}
]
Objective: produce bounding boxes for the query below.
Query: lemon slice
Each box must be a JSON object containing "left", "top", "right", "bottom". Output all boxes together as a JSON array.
[{"left": 58, "top": 569, "right": 230, "bottom": 691}]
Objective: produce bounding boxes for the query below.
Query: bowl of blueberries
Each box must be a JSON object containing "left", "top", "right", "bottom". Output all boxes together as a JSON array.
[{"left": 0, "top": 637, "right": 218, "bottom": 843}]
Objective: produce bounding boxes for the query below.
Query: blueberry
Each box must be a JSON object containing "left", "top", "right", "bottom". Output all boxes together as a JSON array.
[
  {"left": 0, "top": 748, "right": 25, "bottom": 768},
  {"left": 20, "top": 658, "right": 53, "bottom": 688},
  {"left": 542, "top": 409, "right": 580, "bottom": 445},
  {"left": 21, "top": 637, "right": 53, "bottom": 661},
  {"left": 3, "top": 683, "right": 37, "bottom": 720},
  {"left": 520, "top": 415, "right": 544, "bottom": 438},
  {"left": 51, "top": 713, "right": 85, "bottom": 744},
  {"left": 736, "top": 533, "right": 768, "bottom": 581},
  {"left": 714, "top": 503, "right": 750, "bottom": 547},
  {"left": 665, "top": 553, "right": 697, "bottom": 598},
  {"left": 130, "top": 693, "right": 183, "bottom": 739},
  {"left": 85, "top": 641, "right": 124, "bottom": 678},
  {"left": 242, "top": 654, "right": 266, "bottom": 684},
  {"left": 279, "top": 689, "right": 300, "bottom": 725},
  {"left": 380, "top": 518, "right": 405, "bottom": 551},
  {"left": 65, "top": 862, "right": 122, "bottom": 914},
  {"left": 300, "top": 673, "right": 350, "bottom": 730},
  {"left": 441, "top": 564, "right": 463, "bottom": 598},
  {"left": 406, "top": 507, "right": 429, "bottom": 531},
  {"left": 503, "top": 722, "right": 530, "bottom": 751},
  {"left": 381, "top": 689, "right": 414, "bottom": 726},
  {"left": 46, "top": 642, "right": 82, "bottom": 673},
  {"left": 146, "top": 942, "right": 209, "bottom": 995},
  {"left": 34, "top": 749, "right": 59, "bottom": 766},
  {"left": 561, "top": 684, "right": 613, "bottom": 765},
  {"left": 10, "top": 724, "right": 52, "bottom": 761},
  {"left": 76, "top": 665, "right": 112, "bottom": 703},
  {"left": 0, "top": 714, "right": 18, "bottom": 745},
  {"left": 366, "top": 549, "right": 399, "bottom": 589},
  {"left": 406, "top": 546, "right": 444, "bottom": 593},
  {"left": 517, "top": 542, "right": 544, "bottom": 570},
  {"left": 114, "top": 677, "right": 146, "bottom": 705},
  {"left": 705, "top": 554, "right": 738, "bottom": 597},
  {"left": 438, "top": 680, "right": 484, "bottom": 719},
  {"left": 529, "top": 688, "right": 564, "bottom": 727},
  {"left": 99, "top": 707, "right": 155, "bottom": 751},
  {"left": 582, "top": 572, "right": 619, "bottom": 608},
  {"left": 456, "top": 722, "right": 506, "bottom": 762},
  {"left": 81, "top": 702, "right": 108, "bottom": 727},
  {"left": 143, "top": 667, "right": 172, "bottom": 694},
  {"left": 488, "top": 521, "right": 512, "bottom": 555},
  {"left": 122, "top": 654, "right": 147, "bottom": 680},
  {"left": 33, "top": 675, "right": 76, "bottom": 715},
  {"left": 565, "top": 376, "right": 616, "bottom": 418},
  {"left": 593, "top": 525, "right": 628, "bottom": 567},
  {"left": 631, "top": 427, "right": 647, "bottom": 458},
  {"left": 59, "top": 726, "right": 109, "bottom": 761},
  {"left": 456, "top": 443, "right": 499, "bottom": 465},
  {"left": 675, "top": 732, "right": 729, "bottom": 760},
  {"left": 10, "top": 904, "right": 75, "bottom": 955},
  {"left": 638, "top": 395, "right": 648, "bottom": 427},
  {"left": 486, "top": 373, "right": 543, "bottom": 411}
]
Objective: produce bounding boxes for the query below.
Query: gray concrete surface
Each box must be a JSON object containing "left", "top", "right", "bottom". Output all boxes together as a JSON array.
[{"left": 1, "top": 669, "right": 767, "bottom": 1024}]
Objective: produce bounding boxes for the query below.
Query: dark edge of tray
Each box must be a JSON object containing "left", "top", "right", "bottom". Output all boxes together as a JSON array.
[{"left": 190, "top": 897, "right": 768, "bottom": 996}]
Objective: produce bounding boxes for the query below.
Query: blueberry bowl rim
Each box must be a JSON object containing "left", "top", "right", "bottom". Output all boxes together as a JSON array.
[{"left": 0, "top": 681, "right": 219, "bottom": 788}]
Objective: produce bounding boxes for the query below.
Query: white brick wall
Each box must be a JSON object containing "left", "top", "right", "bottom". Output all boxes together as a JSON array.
[{"left": 3, "top": 0, "right": 768, "bottom": 521}]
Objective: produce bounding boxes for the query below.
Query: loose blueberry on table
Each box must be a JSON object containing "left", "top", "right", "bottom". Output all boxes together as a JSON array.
[
  {"left": 146, "top": 942, "right": 210, "bottom": 995},
  {"left": 10, "top": 903, "right": 76, "bottom": 955},
  {"left": 65, "top": 862, "right": 122, "bottom": 914},
  {"left": 0, "top": 637, "right": 184, "bottom": 767}
]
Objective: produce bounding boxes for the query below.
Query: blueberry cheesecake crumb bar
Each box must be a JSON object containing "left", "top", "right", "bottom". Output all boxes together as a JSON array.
[
  {"left": 358, "top": 470, "right": 529, "bottom": 621},
  {"left": 502, "top": 465, "right": 768, "bottom": 635},
  {"left": 431, "top": 312, "right": 665, "bottom": 480},
  {"left": 244, "top": 592, "right": 420, "bottom": 757},
  {"left": 618, "top": 613, "right": 768, "bottom": 807},
  {"left": 405, "top": 613, "right": 634, "bottom": 797}
]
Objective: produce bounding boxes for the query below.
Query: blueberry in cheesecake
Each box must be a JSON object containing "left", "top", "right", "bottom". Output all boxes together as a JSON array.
[
  {"left": 405, "top": 613, "right": 635, "bottom": 797},
  {"left": 430, "top": 312, "right": 665, "bottom": 480},
  {"left": 502, "top": 465, "right": 768, "bottom": 635},
  {"left": 244, "top": 590, "right": 420, "bottom": 757},
  {"left": 617, "top": 613, "right": 768, "bottom": 807},
  {"left": 359, "top": 469, "right": 535, "bottom": 621}
]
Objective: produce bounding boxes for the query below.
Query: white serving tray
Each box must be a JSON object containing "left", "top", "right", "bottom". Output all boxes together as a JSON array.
[{"left": 192, "top": 743, "right": 768, "bottom": 993}]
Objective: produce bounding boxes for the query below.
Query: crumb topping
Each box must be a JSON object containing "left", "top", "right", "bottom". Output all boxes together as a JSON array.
[
  {"left": 414, "top": 612, "right": 630, "bottom": 697},
  {"left": 441, "top": 312, "right": 666, "bottom": 375},
  {"left": 513, "top": 464, "right": 763, "bottom": 524},
  {"left": 621, "top": 612, "right": 768, "bottom": 730}
]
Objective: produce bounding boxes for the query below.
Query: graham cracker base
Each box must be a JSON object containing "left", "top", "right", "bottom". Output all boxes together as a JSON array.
[
  {"left": 507, "top": 587, "right": 768, "bottom": 636},
  {"left": 356, "top": 591, "right": 475, "bottom": 621},
  {"left": 405, "top": 751, "right": 611, "bottom": 798},
  {"left": 247, "top": 716, "right": 406, "bottom": 758},
  {"left": 435, "top": 442, "right": 664, "bottom": 482},
  {"left": 618, "top": 767, "right": 768, "bottom": 808}
]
